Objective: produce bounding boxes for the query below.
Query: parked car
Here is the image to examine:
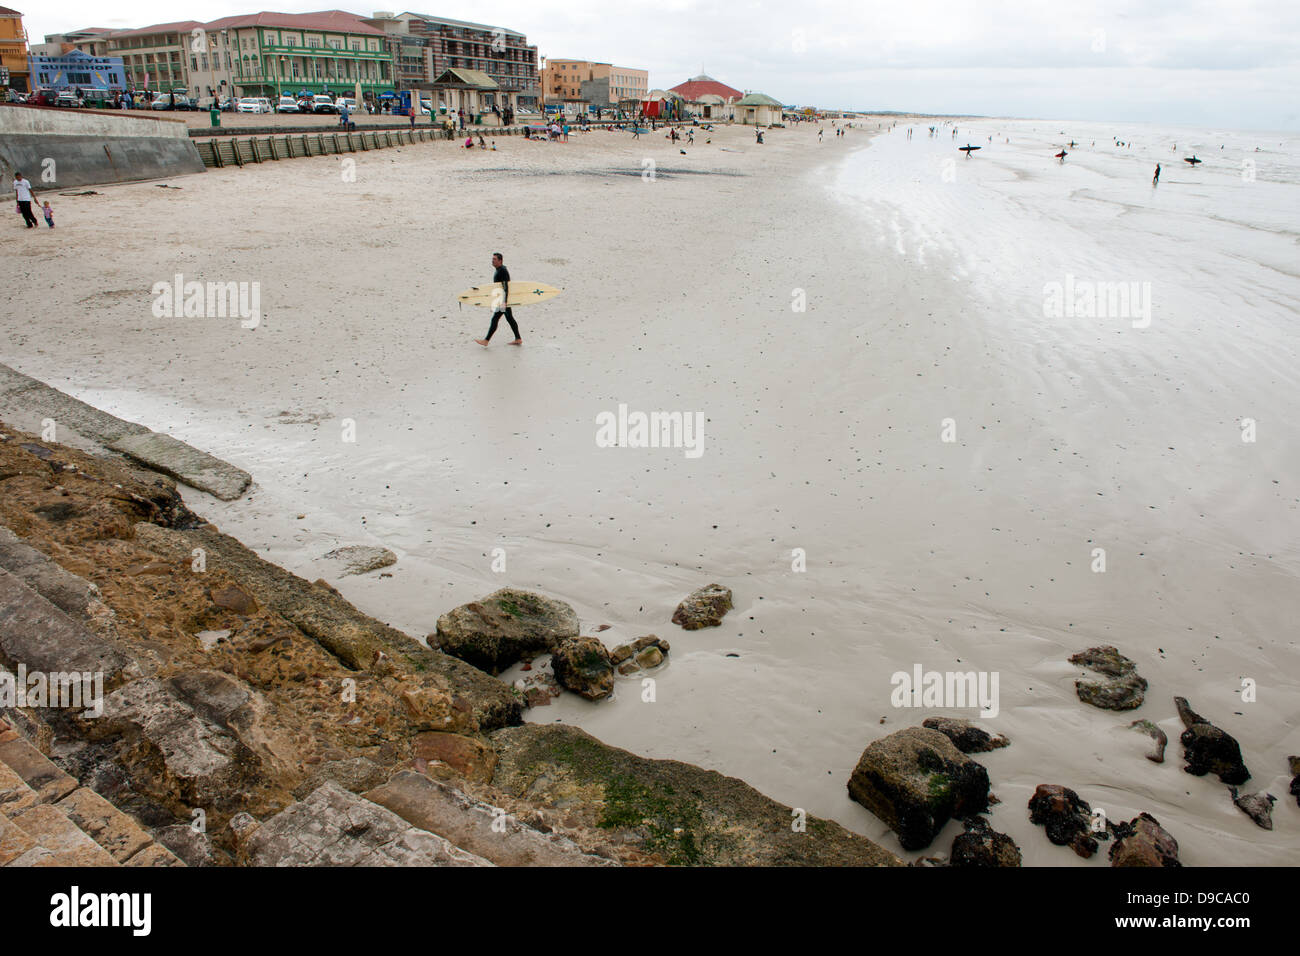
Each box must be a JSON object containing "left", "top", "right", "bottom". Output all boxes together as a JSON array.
[
  {"left": 217, "top": 96, "right": 237, "bottom": 112},
  {"left": 55, "top": 90, "right": 85, "bottom": 108},
  {"left": 237, "top": 97, "right": 271, "bottom": 114},
  {"left": 5, "top": 89, "right": 26, "bottom": 103},
  {"left": 311, "top": 94, "right": 336, "bottom": 114},
  {"left": 276, "top": 96, "right": 300, "bottom": 113},
  {"left": 334, "top": 97, "right": 357, "bottom": 114}
]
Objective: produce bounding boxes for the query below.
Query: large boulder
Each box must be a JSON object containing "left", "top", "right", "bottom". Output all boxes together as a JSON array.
[
  {"left": 671, "top": 584, "right": 733, "bottom": 630},
  {"left": 1027, "top": 784, "right": 1102, "bottom": 858},
  {"left": 950, "top": 815, "right": 1021, "bottom": 867},
  {"left": 550, "top": 637, "right": 615, "bottom": 700},
  {"left": 1069, "top": 646, "right": 1147, "bottom": 710},
  {"left": 1175, "top": 697, "right": 1250, "bottom": 785},
  {"left": 1230, "top": 788, "right": 1276, "bottom": 830},
  {"left": 432, "top": 588, "right": 579, "bottom": 675},
  {"left": 847, "top": 727, "right": 990, "bottom": 851},
  {"left": 1108, "top": 812, "right": 1180, "bottom": 867}
]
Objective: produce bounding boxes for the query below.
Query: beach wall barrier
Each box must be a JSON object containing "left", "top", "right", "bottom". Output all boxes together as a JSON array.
[
  {"left": 189, "top": 122, "right": 644, "bottom": 169},
  {"left": 0, "top": 104, "right": 206, "bottom": 198}
]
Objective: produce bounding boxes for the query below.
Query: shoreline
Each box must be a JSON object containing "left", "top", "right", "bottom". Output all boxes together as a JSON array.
[{"left": 5, "top": 115, "right": 1298, "bottom": 866}]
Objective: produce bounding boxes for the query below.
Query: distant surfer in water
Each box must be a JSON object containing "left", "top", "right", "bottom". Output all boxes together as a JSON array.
[
  {"left": 476, "top": 252, "right": 522, "bottom": 346},
  {"left": 1153, "top": 163, "right": 1160, "bottom": 185}
]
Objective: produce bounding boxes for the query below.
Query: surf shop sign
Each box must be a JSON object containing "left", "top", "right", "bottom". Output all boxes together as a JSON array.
[{"left": 1042, "top": 274, "right": 1151, "bottom": 328}]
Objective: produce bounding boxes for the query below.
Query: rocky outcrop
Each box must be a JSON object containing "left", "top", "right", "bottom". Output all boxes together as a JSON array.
[
  {"left": 410, "top": 732, "right": 497, "bottom": 784},
  {"left": 241, "top": 781, "right": 492, "bottom": 866},
  {"left": 847, "top": 727, "right": 990, "bottom": 851},
  {"left": 364, "top": 770, "right": 614, "bottom": 866},
  {"left": 550, "top": 637, "right": 615, "bottom": 700},
  {"left": 921, "top": 716, "right": 1009, "bottom": 753},
  {"left": 1027, "top": 784, "right": 1102, "bottom": 858},
  {"left": 1230, "top": 788, "right": 1276, "bottom": 830},
  {"left": 1129, "top": 719, "right": 1168, "bottom": 763},
  {"left": 949, "top": 815, "right": 1021, "bottom": 866},
  {"left": 321, "top": 545, "right": 396, "bottom": 576},
  {"left": 432, "top": 588, "right": 579, "bottom": 675},
  {"left": 1175, "top": 697, "right": 1250, "bottom": 785},
  {"left": 492, "top": 723, "right": 901, "bottom": 866},
  {"left": 611, "top": 635, "right": 671, "bottom": 675},
  {"left": 1069, "top": 646, "right": 1147, "bottom": 710},
  {"left": 1109, "top": 812, "right": 1180, "bottom": 867},
  {"left": 671, "top": 583, "right": 733, "bottom": 630}
]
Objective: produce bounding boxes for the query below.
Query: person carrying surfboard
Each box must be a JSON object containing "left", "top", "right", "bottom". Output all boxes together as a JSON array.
[{"left": 475, "top": 253, "right": 523, "bottom": 346}]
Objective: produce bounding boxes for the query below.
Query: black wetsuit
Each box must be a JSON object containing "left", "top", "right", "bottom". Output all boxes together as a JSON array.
[{"left": 485, "top": 264, "right": 521, "bottom": 341}]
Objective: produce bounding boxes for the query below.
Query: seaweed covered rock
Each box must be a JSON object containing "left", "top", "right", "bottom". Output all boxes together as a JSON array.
[
  {"left": 1069, "top": 646, "right": 1147, "bottom": 711},
  {"left": 491, "top": 723, "right": 901, "bottom": 866},
  {"left": 950, "top": 815, "right": 1021, "bottom": 867},
  {"left": 1109, "top": 812, "right": 1180, "bottom": 867},
  {"left": 847, "top": 727, "right": 990, "bottom": 851},
  {"left": 433, "top": 588, "right": 579, "bottom": 675},
  {"left": 1027, "top": 784, "right": 1102, "bottom": 858},
  {"left": 671, "top": 583, "right": 733, "bottom": 630},
  {"left": 550, "top": 636, "right": 615, "bottom": 701},
  {"left": 1175, "top": 697, "right": 1250, "bottom": 786}
]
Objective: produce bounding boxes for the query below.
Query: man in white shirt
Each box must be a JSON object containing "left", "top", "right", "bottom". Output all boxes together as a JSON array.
[{"left": 13, "top": 173, "right": 38, "bottom": 229}]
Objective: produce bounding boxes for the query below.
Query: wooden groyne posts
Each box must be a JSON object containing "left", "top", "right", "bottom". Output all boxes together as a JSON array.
[{"left": 191, "top": 123, "right": 631, "bottom": 169}]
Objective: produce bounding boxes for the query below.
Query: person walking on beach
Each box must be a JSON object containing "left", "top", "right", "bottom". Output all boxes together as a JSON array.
[
  {"left": 1153, "top": 163, "right": 1161, "bottom": 186},
  {"left": 41, "top": 200, "right": 54, "bottom": 228},
  {"left": 475, "top": 252, "right": 522, "bottom": 347},
  {"left": 13, "top": 172, "right": 38, "bottom": 229}
]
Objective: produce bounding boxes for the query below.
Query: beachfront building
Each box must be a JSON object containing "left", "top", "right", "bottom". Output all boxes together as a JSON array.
[
  {"left": 201, "top": 11, "right": 392, "bottom": 103},
  {"left": 39, "top": 27, "right": 114, "bottom": 57},
  {"left": 670, "top": 73, "right": 743, "bottom": 120},
  {"left": 104, "top": 22, "right": 201, "bottom": 95},
  {"left": 28, "top": 49, "right": 126, "bottom": 94},
  {"left": 733, "top": 92, "right": 783, "bottom": 126},
  {"left": 104, "top": 12, "right": 393, "bottom": 103},
  {"left": 0, "top": 6, "right": 30, "bottom": 93},
  {"left": 390, "top": 12, "right": 540, "bottom": 110},
  {"left": 542, "top": 59, "right": 647, "bottom": 113}
]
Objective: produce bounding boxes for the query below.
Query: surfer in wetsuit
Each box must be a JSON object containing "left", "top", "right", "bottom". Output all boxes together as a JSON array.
[{"left": 476, "top": 253, "right": 522, "bottom": 346}]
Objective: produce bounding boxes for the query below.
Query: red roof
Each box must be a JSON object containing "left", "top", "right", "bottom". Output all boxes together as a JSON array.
[
  {"left": 0, "top": 6, "right": 24, "bottom": 16},
  {"left": 107, "top": 21, "right": 204, "bottom": 39},
  {"left": 203, "top": 10, "right": 384, "bottom": 36},
  {"left": 669, "top": 75, "right": 743, "bottom": 102}
]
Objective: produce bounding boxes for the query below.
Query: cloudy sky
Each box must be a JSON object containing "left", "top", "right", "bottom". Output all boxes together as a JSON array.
[{"left": 27, "top": 0, "right": 1300, "bottom": 129}]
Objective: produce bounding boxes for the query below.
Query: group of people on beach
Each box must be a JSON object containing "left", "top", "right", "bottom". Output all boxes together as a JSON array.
[{"left": 12, "top": 172, "right": 53, "bottom": 229}]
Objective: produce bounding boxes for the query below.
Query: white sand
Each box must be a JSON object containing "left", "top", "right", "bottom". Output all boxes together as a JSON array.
[{"left": 5, "top": 116, "right": 1298, "bottom": 865}]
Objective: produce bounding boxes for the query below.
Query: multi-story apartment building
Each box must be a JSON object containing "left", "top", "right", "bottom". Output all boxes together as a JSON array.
[
  {"left": 541, "top": 59, "right": 647, "bottom": 110},
  {"left": 38, "top": 27, "right": 114, "bottom": 58},
  {"left": 105, "top": 21, "right": 201, "bottom": 93},
  {"left": 393, "top": 12, "right": 539, "bottom": 108},
  {"left": 106, "top": 12, "right": 392, "bottom": 102},
  {"left": 0, "top": 5, "right": 31, "bottom": 92}
]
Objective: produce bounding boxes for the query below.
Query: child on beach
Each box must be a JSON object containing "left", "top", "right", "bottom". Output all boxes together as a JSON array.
[{"left": 41, "top": 201, "right": 53, "bottom": 228}]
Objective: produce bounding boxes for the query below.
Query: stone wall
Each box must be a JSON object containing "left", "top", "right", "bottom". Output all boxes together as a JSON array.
[{"left": 0, "top": 105, "right": 206, "bottom": 198}]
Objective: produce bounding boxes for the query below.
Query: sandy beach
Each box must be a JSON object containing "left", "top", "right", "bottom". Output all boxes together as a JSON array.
[{"left": 4, "top": 115, "right": 1298, "bottom": 866}]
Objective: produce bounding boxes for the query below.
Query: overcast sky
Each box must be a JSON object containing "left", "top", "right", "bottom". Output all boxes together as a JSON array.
[{"left": 26, "top": 0, "right": 1300, "bottom": 130}]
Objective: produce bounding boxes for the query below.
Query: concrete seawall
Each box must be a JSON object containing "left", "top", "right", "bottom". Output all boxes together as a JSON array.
[{"left": 0, "top": 105, "right": 206, "bottom": 198}]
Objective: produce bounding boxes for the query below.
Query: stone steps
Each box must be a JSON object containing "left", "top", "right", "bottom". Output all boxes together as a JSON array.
[{"left": 0, "top": 717, "right": 182, "bottom": 867}]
